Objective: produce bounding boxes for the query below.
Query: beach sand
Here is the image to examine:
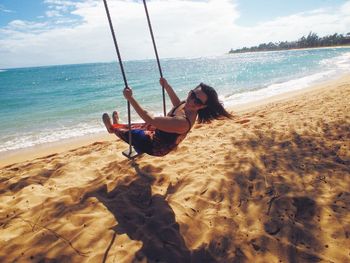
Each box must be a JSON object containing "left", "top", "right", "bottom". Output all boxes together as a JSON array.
[{"left": 0, "top": 75, "right": 349, "bottom": 262}]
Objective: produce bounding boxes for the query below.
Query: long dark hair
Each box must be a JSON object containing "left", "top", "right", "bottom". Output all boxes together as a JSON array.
[{"left": 197, "top": 83, "right": 233, "bottom": 123}]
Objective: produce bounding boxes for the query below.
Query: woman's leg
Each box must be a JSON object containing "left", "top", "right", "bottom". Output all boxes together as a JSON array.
[
  {"left": 102, "top": 113, "right": 114, "bottom": 133},
  {"left": 112, "top": 111, "right": 119, "bottom": 124},
  {"left": 114, "top": 128, "right": 154, "bottom": 154},
  {"left": 102, "top": 112, "right": 155, "bottom": 154}
]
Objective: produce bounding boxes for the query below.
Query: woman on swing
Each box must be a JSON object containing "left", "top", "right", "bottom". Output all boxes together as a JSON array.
[{"left": 102, "top": 77, "right": 232, "bottom": 156}]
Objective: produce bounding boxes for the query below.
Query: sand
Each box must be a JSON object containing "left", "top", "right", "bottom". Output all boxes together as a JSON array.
[{"left": 0, "top": 75, "right": 349, "bottom": 262}]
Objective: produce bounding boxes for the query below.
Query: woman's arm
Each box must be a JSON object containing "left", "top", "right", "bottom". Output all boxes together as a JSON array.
[
  {"left": 124, "top": 87, "right": 189, "bottom": 134},
  {"left": 160, "top": 78, "right": 181, "bottom": 107}
]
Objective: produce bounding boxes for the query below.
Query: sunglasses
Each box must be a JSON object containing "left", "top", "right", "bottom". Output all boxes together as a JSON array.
[{"left": 190, "top": 90, "right": 205, "bottom": 105}]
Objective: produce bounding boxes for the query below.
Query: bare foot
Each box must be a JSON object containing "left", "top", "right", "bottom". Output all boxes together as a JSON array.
[
  {"left": 112, "top": 111, "right": 119, "bottom": 124},
  {"left": 102, "top": 113, "right": 113, "bottom": 133}
]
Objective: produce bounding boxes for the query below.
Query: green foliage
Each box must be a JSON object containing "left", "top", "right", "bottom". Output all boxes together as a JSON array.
[{"left": 229, "top": 32, "right": 350, "bottom": 53}]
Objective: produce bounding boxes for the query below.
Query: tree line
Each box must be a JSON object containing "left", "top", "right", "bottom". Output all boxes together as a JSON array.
[{"left": 229, "top": 32, "right": 350, "bottom": 53}]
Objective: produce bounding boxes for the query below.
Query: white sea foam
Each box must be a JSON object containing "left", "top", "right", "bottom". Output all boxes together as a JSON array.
[
  {"left": 223, "top": 52, "right": 350, "bottom": 107},
  {"left": 0, "top": 123, "right": 105, "bottom": 153},
  {"left": 320, "top": 52, "right": 350, "bottom": 70},
  {"left": 0, "top": 115, "right": 153, "bottom": 153},
  {"left": 223, "top": 70, "right": 334, "bottom": 107}
]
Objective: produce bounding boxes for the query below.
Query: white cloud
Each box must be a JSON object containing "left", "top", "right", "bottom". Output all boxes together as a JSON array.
[
  {"left": 5, "top": 20, "right": 49, "bottom": 32},
  {"left": 0, "top": 4, "right": 14, "bottom": 13},
  {"left": 44, "top": 0, "right": 77, "bottom": 7},
  {"left": 242, "top": 6, "right": 350, "bottom": 46},
  {"left": 1, "top": 0, "right": 350, "bottom": 68},
  {"left": 44, "top": 0, "right": 80, "bottom": 17},
  {"left": 46, "top": 10, "right": 62, "bottom": 17}
]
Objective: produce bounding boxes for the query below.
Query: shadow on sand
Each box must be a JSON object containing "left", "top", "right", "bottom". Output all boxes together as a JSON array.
[
  {"left": 84, "top": 162, "right": 216, "bottom": 263},
  {"left": 221, "top": 120, "right": 350, "bottom": 262}
]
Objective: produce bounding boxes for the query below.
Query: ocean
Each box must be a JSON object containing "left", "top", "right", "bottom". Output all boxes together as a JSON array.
[{"left": 1, "top": 47, "right": 350, "bottom": 153}]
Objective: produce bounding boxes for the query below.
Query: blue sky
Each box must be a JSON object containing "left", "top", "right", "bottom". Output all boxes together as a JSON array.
[
  {"left": 0, "top": 1, "right": 46, "bottom": 26},
  {"left": 0, "top": 0, "right": 346, "bottom": 27},
  {"left": 0, "top": 0, "right": 82, "bottom": 28},
  {"left": 0, "top": 0, "right": 349, "bottom": 68}
]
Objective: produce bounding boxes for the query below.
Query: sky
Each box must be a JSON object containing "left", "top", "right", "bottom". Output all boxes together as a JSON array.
[{"left": 0, "top": 0, "right": 349, "bottom": 68}]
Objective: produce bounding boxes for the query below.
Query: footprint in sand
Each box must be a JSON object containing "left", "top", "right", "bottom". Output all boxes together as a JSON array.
[
  {"left": 264, "top": 196, "right": 318, "bottom": 236},
  {"left": 251, "top": 196, "right": 324, "bottom": 262},
  {"left": 236, "top": 119, "right": 250, "bottom": 124}
]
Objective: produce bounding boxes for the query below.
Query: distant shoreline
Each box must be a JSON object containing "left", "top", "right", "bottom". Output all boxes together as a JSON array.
[
  {"left": 229, "top": 45, "right": 350, "bottom": 54},
  {"left": 230, "top": 32, "right": 350, "bottom": 54}
]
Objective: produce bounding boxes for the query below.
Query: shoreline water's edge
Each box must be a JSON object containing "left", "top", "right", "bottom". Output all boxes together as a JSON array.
[
  {"left": 1, "top": 73, "right": 349, "bottom": 168},
  {"left": 1, "top": 48, "right": 350, "bottom": 154}
]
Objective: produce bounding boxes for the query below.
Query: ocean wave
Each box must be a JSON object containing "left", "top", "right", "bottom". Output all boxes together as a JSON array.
[
  {"left": 320, "top": 51, "right": 350, "bottom": 71},
  {"left": 0, "top": 69, "right": 6, "bottom": 73},
  {"left": 223, "top": 70, "right": 336, "bottom": 107},
  {"left": 222, "top": 51, "right": 350, "bottom": 107},
  {"left": 0, "top": 124, "right": 105, "bottom": 153}
]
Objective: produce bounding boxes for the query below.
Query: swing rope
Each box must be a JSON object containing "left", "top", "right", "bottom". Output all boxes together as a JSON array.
[
  {"left": 102, "top": 0, "right": 166, "bottom": 157},
  {"left": 142, "top": 0, "right": 166, "bottom": 116},
  {"left": 102, "top": 0, "right": 134, "bottom": 157}
]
